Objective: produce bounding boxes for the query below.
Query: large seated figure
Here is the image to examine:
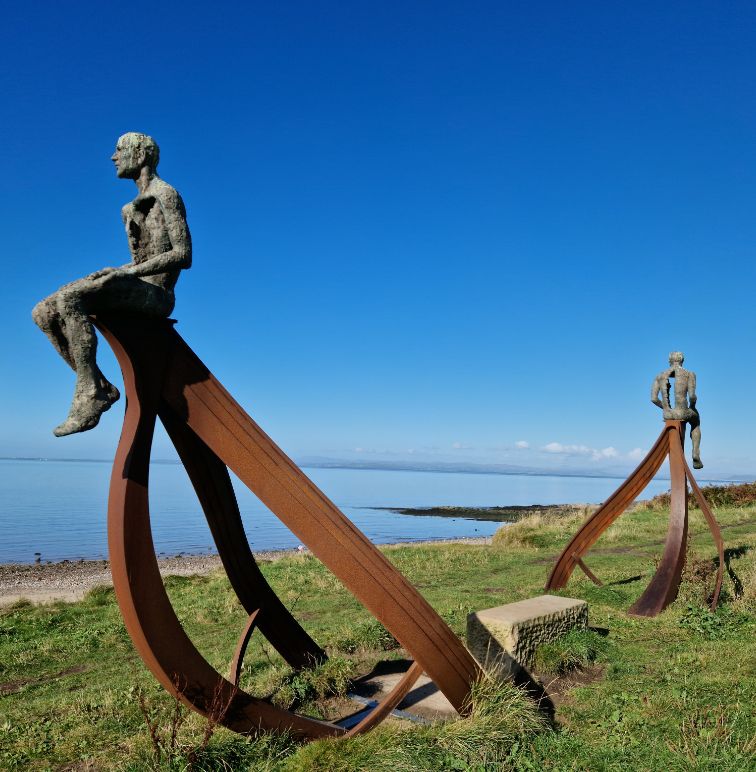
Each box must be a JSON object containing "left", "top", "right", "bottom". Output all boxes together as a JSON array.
[{"left": 32, "top": 133, "right": 191, "bottom": 436}]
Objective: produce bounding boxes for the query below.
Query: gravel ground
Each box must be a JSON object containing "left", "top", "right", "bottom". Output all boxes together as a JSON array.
[{"left": 0, "top": 537, "right": 491, "bottom": 606}]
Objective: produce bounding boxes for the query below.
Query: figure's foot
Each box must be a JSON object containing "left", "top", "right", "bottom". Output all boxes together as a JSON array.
[
  {"left": 99, "top": 379, "right": 120, "bottom": 404},
  {"left": 53, "top": 387, "right": 119, "bottom": 437},
  {"left": 693, "top": 457, "right": 703, "bottom": 470}
]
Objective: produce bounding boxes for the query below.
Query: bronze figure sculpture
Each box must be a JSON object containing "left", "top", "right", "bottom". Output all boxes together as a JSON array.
[
  {"left": 32, "top": 132, "right": 191, "bottom": 436},
  {"left": 651, "top": 351, "right": 702, "bottom": 469},
  {"left": 546, "top": 353, "right": 724, "bottom": 617},
  {"left": 33, "top": 136, "right": 480, "bottom": 738}
]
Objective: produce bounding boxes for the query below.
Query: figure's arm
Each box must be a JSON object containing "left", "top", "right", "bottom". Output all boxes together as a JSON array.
[
  {"left": 651, "top": 375, "right": 663, "bottom": 408},
  {"left": 86, "top": 190, "right": 192, "bottom": 283},
  {"left": 83, "top": 206, "right": 138, "bottom": 280},
  {"left": 689, "top": 371, "right": 697, "bottom": 407},
  {"left": 122, "top": 189, "right": 192, "bottom": 277}
]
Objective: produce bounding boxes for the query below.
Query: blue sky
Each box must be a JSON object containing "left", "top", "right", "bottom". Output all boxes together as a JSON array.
[{"left": 2, "top": 2, "right": 755, "bottom": 478}]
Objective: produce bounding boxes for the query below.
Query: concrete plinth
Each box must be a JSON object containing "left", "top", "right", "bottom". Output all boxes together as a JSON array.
[
  {"left": 467, "top": 594, "right": 588, "bottom": 674},
  {"left": 343, "top": 659, "right": 457, "bottom": 725}
]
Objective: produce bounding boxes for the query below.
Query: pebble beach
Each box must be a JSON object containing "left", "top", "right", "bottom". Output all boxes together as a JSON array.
[{"left": 0, "top": 537, "right": 491, "bottom": 606}]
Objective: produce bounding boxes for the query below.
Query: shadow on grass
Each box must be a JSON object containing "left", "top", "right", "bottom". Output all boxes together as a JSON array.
[
  {"left": 511, "top": 667, "right": 556, "bottom": 725},
  {"left": 718, "top": 545, "right": 751, "bottom": 599},
  {"left": 351, "top": 658, "right": 557, "bottom": 726},
  {"left": 605, "top": 574, "right": 644, "bottom": 587}
]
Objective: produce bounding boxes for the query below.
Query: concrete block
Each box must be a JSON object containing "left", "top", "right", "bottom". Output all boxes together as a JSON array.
[{"left": 467, "top": 594, "right": 588, "bottom": 674}]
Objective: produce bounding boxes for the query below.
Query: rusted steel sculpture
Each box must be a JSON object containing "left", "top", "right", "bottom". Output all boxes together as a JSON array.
[
  {"left": 546, "top": 354, "right": 724, "bottom": 617},
  {"left": 96, "top": 314, "right": 482, "bottom": 738},
  {"left": 33, "top": 134, "right": 481, "bottom": 739}
]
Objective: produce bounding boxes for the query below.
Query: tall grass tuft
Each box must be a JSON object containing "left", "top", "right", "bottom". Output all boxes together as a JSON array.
[
  {"left": 287, "top": 673, "right": 546, "bottom": 771},
  {"left": 333, "top": 620, "right": 399, "bottom": 654},
  {"left": 491, "top": 507, "right": 591, "bottom": 549},
  {"left": 268, "top": 656, "right": 355, "bottom": 710},
  {"left": 534, "top": 629, "right": 611, "bottom": 676},
  {"left": 732, "top": 556, "right": 756, "bottom": 613}
]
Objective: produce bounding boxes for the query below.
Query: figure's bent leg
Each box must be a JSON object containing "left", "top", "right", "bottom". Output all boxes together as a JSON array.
[
  {"left": 33, "top": 293, "right": 118, "bottom": 404},
  {"left": 50, "top": 285, "right": 119, "bottom": 437},
  {"left": 32, "top": 296, "right": 76, "bottom": 370},
  {"left": 86, "top": 276, "right": 173, "bottom": 403},
  {"left": 41, "top": 274, "right": 172, "bottom": 437},
  {"left": 690, "top": 413, "right": 702, "bottom": 469}
]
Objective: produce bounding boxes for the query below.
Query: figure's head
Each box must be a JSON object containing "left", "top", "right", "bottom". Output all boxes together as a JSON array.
[
  {"left": 111, "top": 133, "right": 160, "bottom": 179},
  {"left": 668, "top": 351, "right": 685, "bottom": 366}
]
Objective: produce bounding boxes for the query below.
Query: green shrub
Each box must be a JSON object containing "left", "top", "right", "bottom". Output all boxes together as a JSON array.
[
  {"left": 643, "top": 481, "right": 756, "bottom": 511},
  {"left": 678, "top": 603, "right": 751, "bottom": 640}
]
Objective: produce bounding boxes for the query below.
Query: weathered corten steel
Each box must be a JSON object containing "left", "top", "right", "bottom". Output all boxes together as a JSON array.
[
  {"left": 96, "top": 314, "right": 481, "bottom": 739},
  {"left": 545, "top": 421, "right": 724, "bottom": 617}
]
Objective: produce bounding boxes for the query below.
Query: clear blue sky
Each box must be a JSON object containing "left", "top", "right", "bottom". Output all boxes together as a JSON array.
[{"left": 2, "top": 2, "right": 754, "bottom": 477}]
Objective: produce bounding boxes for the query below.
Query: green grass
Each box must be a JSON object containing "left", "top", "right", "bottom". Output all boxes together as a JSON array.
[
  {"left": 290, "top": 675, "right": 546, "bottom": 771},
  {"left": 534, "top": 629, "right": 612, "bottom": 676},
  {"left": 1, "top": 500, "right": 754, "bottom": 770}
]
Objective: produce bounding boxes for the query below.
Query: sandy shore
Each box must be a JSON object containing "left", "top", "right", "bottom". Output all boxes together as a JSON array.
[{"left": 0, "top": 537, "right": 490, "bottom": 606}]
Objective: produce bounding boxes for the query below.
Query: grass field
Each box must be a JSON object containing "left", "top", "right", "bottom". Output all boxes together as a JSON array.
[{"left": 1, "top": 493, "right": 754, "bottom": 770}]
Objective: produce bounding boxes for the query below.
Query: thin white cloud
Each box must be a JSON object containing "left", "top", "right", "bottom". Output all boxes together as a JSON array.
[
  {"left": 542, "top": 442, "right": 620, "bottom": 461},
  {"left": 627, "top": 447, "right": 644, "bottom": 460},
  {"left": 451, "top": 442, "right": 473, "bottom": 450},
  {"left": 515, "top": 440, "right": 530, "bottom": 449},
  {"left": 543, "top": 442, "right": 592, "bottom": 455}
]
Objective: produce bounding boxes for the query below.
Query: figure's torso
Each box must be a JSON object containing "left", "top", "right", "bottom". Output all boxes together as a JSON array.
[
  {"left": 671, "top": 367, "right": 692, "bottom": 408},
  {"left": 121, "top": 178, "right": 189, "bottom": 292},
  {"left": 657, "top": 366, "right": 696, "bottom": 419}
]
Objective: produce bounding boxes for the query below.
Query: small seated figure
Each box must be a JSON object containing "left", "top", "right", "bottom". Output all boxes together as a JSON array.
[
  {"left": 651, "top": 351, "right": 702, "bottom": 469},
  {"left": 32, "top": 133, "right": 191, "bottom": 436}
]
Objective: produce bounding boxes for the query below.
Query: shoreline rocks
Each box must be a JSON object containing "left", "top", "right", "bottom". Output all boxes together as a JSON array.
[{"left": 0, "top": 537, "right": 491, "bottom": 606}]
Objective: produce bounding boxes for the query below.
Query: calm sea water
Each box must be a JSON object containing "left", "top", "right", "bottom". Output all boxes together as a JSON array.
[{"left": 0, "top": 459, "right": 678, "bottom": 564}]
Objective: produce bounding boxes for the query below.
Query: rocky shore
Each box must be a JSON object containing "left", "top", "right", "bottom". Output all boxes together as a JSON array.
[
  {"left": 378, "top": 502, "right": 592, "bottom": 522},
  {"left": 0, "top": 550, "right": 286, "bottom": 606}
]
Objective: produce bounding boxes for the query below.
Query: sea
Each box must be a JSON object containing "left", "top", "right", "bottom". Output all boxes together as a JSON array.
[{"left": 0, "top": 458, "right": 680, "bottom": 564}]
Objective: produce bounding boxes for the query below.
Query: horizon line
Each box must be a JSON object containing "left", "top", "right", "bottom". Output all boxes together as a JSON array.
[{"left": 3, "top": 455, "right": 752, "bottom": 484}]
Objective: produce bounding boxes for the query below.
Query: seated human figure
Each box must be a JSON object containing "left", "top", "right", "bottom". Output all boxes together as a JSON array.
[
  {"left": 650, "top": 351, "right": 703, "bottom": 469},
  {"left": 32, "top": 132, "right": 191, "bottom": 437}
]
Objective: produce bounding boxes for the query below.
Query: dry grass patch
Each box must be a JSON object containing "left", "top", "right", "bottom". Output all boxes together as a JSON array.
[{"left": 491, "top": 507, "right": 591, "bottom": 549}]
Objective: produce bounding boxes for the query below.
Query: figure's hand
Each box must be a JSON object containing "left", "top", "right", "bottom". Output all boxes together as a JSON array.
[
  {"left": 99, "top": 267, "right": 134, "bottom": 282},
  {"left": 651, "top": 398, "right": 663, "bottom": 408},
  {"left": 86, "top": 267, "right": 118, "bottom": 280}
]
